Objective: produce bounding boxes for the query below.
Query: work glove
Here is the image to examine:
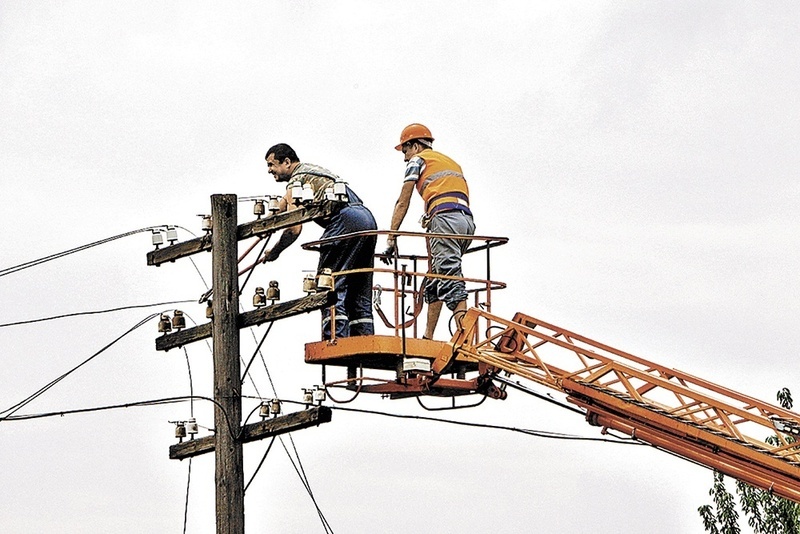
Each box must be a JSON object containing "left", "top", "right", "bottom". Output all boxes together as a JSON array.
[{"left": 380, "top": 240, "right": 396, "bottom": 265}]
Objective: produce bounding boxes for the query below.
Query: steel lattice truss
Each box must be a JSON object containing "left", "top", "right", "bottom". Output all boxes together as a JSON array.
[{"left": 436, "top": 308, "right": 800, "bottom": 502}]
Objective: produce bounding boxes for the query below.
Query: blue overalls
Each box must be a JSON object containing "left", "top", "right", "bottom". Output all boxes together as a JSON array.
[{"left": 316, "top": 186, "right": 377, "bottom": 339}]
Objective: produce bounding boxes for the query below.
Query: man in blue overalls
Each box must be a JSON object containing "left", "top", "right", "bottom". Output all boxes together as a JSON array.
[{"left": 263, "top": 143, "right": 377, "bottom": 340}]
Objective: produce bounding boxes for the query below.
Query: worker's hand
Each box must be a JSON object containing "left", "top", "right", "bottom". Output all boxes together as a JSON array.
[
  {"left": 379, "top": 238, "right": 396, "bottom": 265},
  {"left": 262, "top": 248, "right": 280, "bottom": 263}
]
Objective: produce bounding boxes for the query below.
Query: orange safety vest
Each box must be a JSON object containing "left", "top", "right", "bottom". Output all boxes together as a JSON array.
[{"left": 414, "top": 149, "right": 471, "bottom": 217}]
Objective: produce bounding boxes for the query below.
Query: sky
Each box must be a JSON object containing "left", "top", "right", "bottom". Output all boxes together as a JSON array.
[{"left": 2, "top": 1, "right": 800, "bottom": 533}]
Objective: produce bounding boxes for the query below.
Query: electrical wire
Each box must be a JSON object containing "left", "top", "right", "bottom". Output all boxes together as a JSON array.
[
  {"left": 238, "top": 234, "right": 272, "bottom": 296},
  {"left": 279, "top": 436, "right": 335, "bottom": 534},
  {"left": 182, "top": 458, "right": 192, "bottom": 534},
  {"left": 183, "top": 346, "right": 194, "bottom": 417},
  {"left": 0, "top": 300, "right": 195, "bottom": 328},
  {"left": 0, "top": 225, "right": 192, "bottom": 278},
  {"left": 241, "top": 322, "right": 275, "bottom": 385},
  {"left": 274, "top": 400, "right": 641, "bottom": 446},
  {"left": 0, "top": 395, "right": 238, "bottom": 439},
  {"left": 244, "top": 436, "right": 276, "bottom": 493},
  {"left": 0, "top": 312, "right": 161, "bottom": 420}
]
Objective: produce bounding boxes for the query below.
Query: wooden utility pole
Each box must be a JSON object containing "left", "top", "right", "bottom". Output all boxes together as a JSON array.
[
  {"left": 149, "top": 194, "right": 338, "bottom": 534},
  {"left": 211, "top": 194, "right": 244, "bottom": 534}
]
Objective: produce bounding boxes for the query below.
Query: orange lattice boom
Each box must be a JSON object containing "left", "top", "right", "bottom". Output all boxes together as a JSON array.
[{"left": 434, "top": 308, "right": 800, "bottom": 502}]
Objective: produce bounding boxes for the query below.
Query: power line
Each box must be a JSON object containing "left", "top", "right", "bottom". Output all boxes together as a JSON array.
[
  {"left": 245, "top": 436, "right": 277, "bottom": 493},
  {"left": 0, "top": 300, "right": 196, "bottom": 328},
  {"left": 0, "top": 225, "right": 193, "bottom": 278},
  {"left": 0, "top": 312, "right": 160, "bottom": 420},
  {"left": 278, "top": 401, "right": 642, "bottom": 446},
  {"left": 182, "top": 458, "right": 193, "bottom": 534},
  {"left": 279, "top": 435, "right": 335, "bottom": 534},
  {"left": 0, "top": 395, "right": 238, "bottom": 439}
]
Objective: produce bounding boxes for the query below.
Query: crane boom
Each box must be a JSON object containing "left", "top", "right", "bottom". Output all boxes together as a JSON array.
[{"left": 431, "top": 308, "right": 800, "bottom": 502}]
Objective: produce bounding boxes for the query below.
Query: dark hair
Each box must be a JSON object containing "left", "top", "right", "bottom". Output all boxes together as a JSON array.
[{"left": 265, "top": 143, "right": 299, "bottom": 163}]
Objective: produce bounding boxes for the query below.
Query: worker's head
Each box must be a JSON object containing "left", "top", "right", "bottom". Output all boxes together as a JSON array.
[
  {"left": 265, "top": 143, "right": 299, "bottom": 182},
  {"left": 395, "top": 123, "right": 433, "bottom": 162}
]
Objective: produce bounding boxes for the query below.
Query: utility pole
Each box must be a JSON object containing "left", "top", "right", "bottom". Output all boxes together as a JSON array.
[
  {"left": 149, "top": 194, "right": 338, "bottom": 534},
  {"left": 210, "top": 194, "right": 244, "bottom": 534}
]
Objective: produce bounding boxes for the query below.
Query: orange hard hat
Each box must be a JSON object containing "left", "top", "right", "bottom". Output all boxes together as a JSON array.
[{"left": 395, "top": 123, "right": 434, "bottom": 151}]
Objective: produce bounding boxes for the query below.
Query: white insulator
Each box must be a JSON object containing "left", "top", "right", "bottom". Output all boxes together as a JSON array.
[
  {"left": 152, "top": 230, "right": 164, "bottom": 248},
  {"left": 165, "top": 227, "right": 178, "bottom": 244},
  {"left": 333, "top": 179, "right": 347, "bottom": 202},
  {"left": 198, "top": 214, "right": 212, "bottom": 233},
  {"left": 186, "top": 418, "right": 198, "bottom": 436},
  {"left": 301, "top": 183, "right": 314, "bottom": 204},
  {"left": 290, "top": 181, "right": 303, "bottom": 205}
]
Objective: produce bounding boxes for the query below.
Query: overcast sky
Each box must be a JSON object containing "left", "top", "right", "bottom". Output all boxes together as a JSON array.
[{"left": 2, "top": 2, "right": 800, "bottom": 533}]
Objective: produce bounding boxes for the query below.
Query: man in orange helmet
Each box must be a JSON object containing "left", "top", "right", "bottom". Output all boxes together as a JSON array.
[{"left": 383, "top": 124, "right": 476, "bottom": 339}]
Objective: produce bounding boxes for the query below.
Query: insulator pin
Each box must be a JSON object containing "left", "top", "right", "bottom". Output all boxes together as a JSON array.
[
  {"left": 158, "top": 314, "right": 172, "bottom": 333},
  {"left": 253, "top": 287, "right": 267, "bottom": 308},
  {"left": 165, "top": 226, "right": 178, "bottom": 244},
  {"left": 198, "top": 214, "right": 212, "bottom": 233},
  {"left": 171, "top": 310, "right": 186, "bottom": 331},
  {"left": 302, "top": 273, "right": 316, "bottom": 295},
  {"left": 316, "top": 268, "right": 334, "bottom": 291},
  {"left": 267, "top": 196, "right": 280, "bottom": 214},
  {"left": 301, "top": 183, "right": 314, "bottom": 204},
  {"left": 151, "top": 230, "right": 164, "bottom": 249},
  {"left": 253, "top": 199, "right": 266, "bottom": 218},
  {"left": 290, "top": 181, "right": 303, "bottom": 205},
  {"left": 186, "top": 418, "right": 198, "bottom": 436},
  {"left": 333, "top": 178, "right": 348, "bottom": 202},
  {"left": 266, "top": 280, "right": 280, "bottom": 302},
  {"left": 270, "top": 398, "right": 281, "bottom": 415}
]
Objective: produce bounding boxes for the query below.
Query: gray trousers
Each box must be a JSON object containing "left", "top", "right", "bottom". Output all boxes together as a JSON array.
[{"left": 425, "top": 210, "right": 476, "bottom": 310}]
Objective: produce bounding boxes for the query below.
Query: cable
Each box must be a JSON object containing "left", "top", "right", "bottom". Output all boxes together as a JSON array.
[
  {"left": 183, "top": 346, "right": 194, "bottom": 417},
  {"left": 0, "top": 395, "right": 238, "bottom": 439},
  {"left": 0, "top": 300, "right": 195, "bottom": 328},
  {"left": 182, "top": 458, "right": 192, "bottom": 534},
  {"left": 279, "top": 436, "right": 335, "bottom": 534},
  {"left": 244, "top": 436, "right": 276, "bottom": 493},
  {"left": 416, "top": 392, "right": 488, "bottom": 411},
  {"left": 0, "top": 312, "right": 160, "bottom": 420},
  {"left": 276, "top": 400, "right": 641, "bottom": 446},
  {"left": 238, "top": 234, "right": 272, "bottom": 296},
  {"left": 0, "top": 225, "right": 190, "bottom": 278},
  {"left": 241, "top": 322, "right": 275, "bottom": 385}
]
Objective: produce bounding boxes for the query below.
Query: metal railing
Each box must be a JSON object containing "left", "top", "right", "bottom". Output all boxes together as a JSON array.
[{"left": 301, "top": 230, "right": 509, "bottom": 341}]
